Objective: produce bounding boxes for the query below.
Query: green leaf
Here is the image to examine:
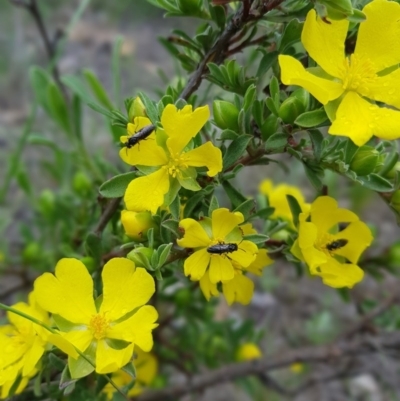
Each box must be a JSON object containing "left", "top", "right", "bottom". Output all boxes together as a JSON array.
[
  {"left": 269, "top": 76, "right": 280, "bottom": 101},
  {"left": 99, "top": 171, "right": 137, "bottom": 198},
  {"left": 234, "top": 199, "right": 256, "bottom": 220},
  {"left": 295, "top": 108, "right": 328, "bottom": 127},
  {"left": 47, "top": 82, "right": 71, "bottom": 134},
  {"left": 243, "top": 233, "right": 269, "bottom": 245},
  {"left": 208, "top": 195, "right": 219, "bottom": 216},
  {"left": 169, "top": 194, "right": 181, "bottom": 220},
  {"left": 223, "top": 135, "right": 252, "bottom": 170},
  {"left": 105, "top": 338, "right": 131, "bottom": 350},
  {"left": 257, "top": 51, "right": 278, "bottom": 77},
  {"left": 286, "top": 194, "right": 302, "bottom": 228},
  {"left": 62, "top": 75, "right": 113, "bottom": 118},
  {"left": 358, "top": 174, "right": 393, "bottom": 191},
  {"left": 157, "top": 243, "right": 173, "bottom": 268},
  {"left": 344, "top": 138, "right": 359, "bottom": 164},
  {"left": 347, "top": 8, "right": 366, "bottom": 23},
  {"left": 138, "top": 92, "right": 159, "bottom": 125},
  {"left": 243, "top": 84, "right": 256, "bottom": 111},
  {"left": 266, "top": 97, "right": 279, "bottom": 116},
  {"left": 161, "top": 219, "right": 180, "bottom": 237},
  {"left": 308, "top": 129, "right": 324, "bottom": 162},
  {"left": 85, "top": 232, "right": 102, "bottom": 262},
  {"left": 255, "top": 207, "right": 275, "bottom": 219},
  {"left": 279, "top": 18, "right": 303, "bottom": 53},
  {"left": 265, "top": 132, "right": 288, "bottom": 150},
  {"left": 49, "top": 353, "right": 66, "bottom": 371},
  {"left": 72, "top": 94, "right": 83, "bottom": 141},
  {"left": 183, "top": 186, "right": 213, "bottom": 218},
  {"left": 222, "top": 180, "right": 247, "bottom": 208},
  {"left": 83, "top": 69, "right": 113, "bottom": 110},
  {"left": 29, "top": 66, "right": 51, "bottom": 112},
  {"left": 304, "top": 164, "right": 324, "bottom": 191}
]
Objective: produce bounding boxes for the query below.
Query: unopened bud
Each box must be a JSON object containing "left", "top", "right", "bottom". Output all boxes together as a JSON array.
[
  {"left": 213, "top": 100, "right": 239, "bottom": 131},
  {"left": 38, "top": 189, "right": 55, "bottom": 217},
  {"left": 390, "top": 190, "right": 400, "bottom": 211},
  {"left": 80, "top": 256, "right": 96, "bottom": 273},
  {"left": 121, "top": 210, "right": 155, "bottom": 242},
  {"left": 279, "top": 96, "right": 306, "bottom": 125},
  {"left": 236, "top": 343, "right": 262, "bottom": 361},
  {"left": 350, "top": 146, "right": 379, "bottom": 176},
  {"left": 127, "top": 246, "right": 154, "bottom": 269},
  {"left": 128, "top": 97, "right": 146, "bottom": 122},
  {"left": 73, "top": 171, "right": 91, "bottom": 196},
  {"left": 388, "top": 241, "right": 400, "bottom": 267}
]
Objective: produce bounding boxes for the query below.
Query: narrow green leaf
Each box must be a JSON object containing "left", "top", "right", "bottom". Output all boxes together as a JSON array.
[
  {"left": 161, "top": 219, "right": 180, "bottom": 237},
  {"left": 222, "top": 180, "right": 247, "bottom": 208},
  {"left": 208, "top": 195, "right": 219, "bottom": 216},
  {"left": 223, "top": 135, "right": 252, "bottom": 170},
  {"left": 286, "top": 194, "right": 302, "bottom": 228},
  {"left": 72, "top": 94, "right": 83, "bottom": 141},
  {"left": 344, "top": 138, "right": 359, "bottom": 164},
  {"left": 234, "top": 199, "right": 256, "bottom": 220},
  {"left": 99, "top": 171, "right": 137, "bottom": 198},
  {"left": 308, "top": 129, "right": 324, "bottom": 162},
  {"left": 279, "top": 18, "right": 303, "bottom": 53},
  {"left": 169, "top": 194, "right": 181, "bottom": 220},
  {"left": 358, "top": 174, "right": 393, "bottom": 191},
  {"left": 47, "top": 82, "right": 71, "bottom": 134},
  {"left": 29, "top": 66, "right": 51, "bottom": 112},
  {"left": 294, "top": 108, "right": 328, "bottom": 127},
  {"left": 256, "top": 51, "right": 278, "bottom": 77},
  {"left": 304, "top": 164, "right": 324, "bottom": 191},
  {"left": 266, "top": 97, "right": 279, "bottom": 116},
  {"left": 138, "top": 92, "right": 159, "bottom": 124},
  {"left": 157, "top": 243, "right": 173, "bottom": 268},
  {"left": 265, "top": 132, "right": 288, "bottom": 150},
  {"left": 83, "top": 69, "right": 113, "bottom": 110},
  {"left": 243, "top": 233, "right": 269, "bottom": 245}
]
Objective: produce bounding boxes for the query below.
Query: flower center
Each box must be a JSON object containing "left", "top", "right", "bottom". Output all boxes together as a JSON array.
[
  {"left": 341, "top": 54, "right": 377, "bottom": 92},
  {"left": 165, "top": 153, "right": 189, "bottom": 178},
  {"left": 89, "top": 313, "right": 110, "bottom": 340}
]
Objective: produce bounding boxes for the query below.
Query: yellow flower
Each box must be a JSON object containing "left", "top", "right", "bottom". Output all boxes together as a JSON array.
[
  {"left": 103, "top": 347, "right": 158, "bottom": 399},
  {"left": 121, "top": 105, "right": 222, "bottom": 214},
  {"left": 34, "top": 258, "right": 158, "bottom": 377},
  {"left": 200, "top": 249, "right": 273, "bottom": 305},
  {"left": 121, "top": 210, "right": 155, "bottom": 241},
  {"left": 290, "top": 362, "right": 304, "bottom": 374},
  {"left": 259, "top": 179, "right": 310, "bottom": 228},
  {"left": 236, "top": 343, "right": 262, "bottom": 361},
  {"left": 291, "top": 196, "right": 373, "bottom": 288},
  {"left": 177, "top": 208, "right": 258, "bottom": 284},
  {"left": 279, "top": 0, "right": 400, "bottom": 146},
  {"left": 0, "top": 293, "right": 49, "bottom": 399}
]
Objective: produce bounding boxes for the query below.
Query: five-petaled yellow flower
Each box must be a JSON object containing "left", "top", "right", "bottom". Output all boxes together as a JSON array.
[
  {"left": 236, "top": 343, "right": 262, "bottom": 361},
  {"left": 121, "top": 104, "right": 222, "bottom": 214},
  {"left": 0, "top": 294, "right": 48, "bottom": 399},
  {"left": 259, "top": 179, "right": 310, "bottom": 229},
  {"left": 279, "top": 0, "right": 400, "bottom": 146},
  {"left": 291, "top": 196, "right": 373, "bottom": 288},
  {"left": 177, "top": 208, "right": 258, "bottom": 285},
  {"left": 34, "top": 258, "right": 158, "bottom": 377}
]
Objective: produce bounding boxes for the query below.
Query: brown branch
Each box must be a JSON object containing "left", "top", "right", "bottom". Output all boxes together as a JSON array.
[
  {"left": 93, "top": 197, "right": 122, "bottom": 237},
  {"left": 134, "top": 331, "right": 400, "bottom": 401},
  {"left": 10, "top": 0, "right": 65, "bottom": 92}
]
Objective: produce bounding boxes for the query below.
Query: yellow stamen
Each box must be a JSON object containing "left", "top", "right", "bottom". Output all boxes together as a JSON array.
[
  {"left": 341, "top": 54, "right": 377, "bottom": 92},
  {"left": 89, "top": 313, "right": 110, "bottom": 340}
]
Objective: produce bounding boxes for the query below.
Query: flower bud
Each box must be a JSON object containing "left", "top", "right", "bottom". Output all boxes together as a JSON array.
[
  {"left": 350, "top": 146, "right": 379, "bottom": 176},
  {"left": 23, "top": 242, "right": 41, "bottom": 263},
  {"left": 213, "top": 100, "right": 239, "bottom": 131},
  {"left": 384, "top": 161, "right": 400, "bottom": 179},
  {"left": 128, "top": 96, "right": 146, "bottom": 122},
  {"left": 38, "top": 189, "right": 55, "bottom": 217},
  {"left": 261, "top": 114, "right": 279, "bottom": 140},
  {"left": 291, "top": 88, "right": 309, "bottom": 110},
  {"left": 73, "top": 171, "right": 91, "bottom": 196},
  {"left": 236, "top": 343, "right": 262, "bottom": 361},
  {"left": 121, "top": 210, "right": 155, "bottom": 242},
  {"left": 278, "top": 96, "right": 306, "bottom": 125},
  {"left": 127, "top": 246, "right": 154, "bottom": 269},
  {"left": 317, "top": 0, "right": 353, "bottom": 20}
]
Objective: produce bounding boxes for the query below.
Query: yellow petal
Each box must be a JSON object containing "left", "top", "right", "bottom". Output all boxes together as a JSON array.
[
  {"left": 317, "top": 259, "right": 364, "bottom": 288},
  {"left": 310, "top": 196, "right": 358, "bottom": 233},
  {"left": 183, "top": 142, "right": 223, "bottom": 177},
  {"left": 135, "top": 347, "right": 158, "bottom": 386},
  {"left": 211, "top": 208, "right": 244, "bottom": 240},
  {"left": 279, "top": 55, "right": 344, "bottom": 105},
  {"left": 245, "top": 249, "right": 273, "bottom": 276},
  {"left": 119, "top": 132, "right": 168, "bottom": 167},
  {"left": 47, "top": 333, "right": 79, "bottom": 359},
  {"left": 100, "top": 259, "right": 155, "bottom": 321},
  {"left": 183, "top": 248, "right": 210, "bottom": 280},
  {"left": 34, "top": 258, "right": 96, "bottom": 324},
  {"left": 222, "top": 274, "right": 254, "bottom": 305},
  {"left": 199, "top": 271, "right": 220, "bottom": 300},
  {"left": 229, "top": 240, "right": 257, "bottom": 268},
  {"left": 329, "top": 92, "right": 400, "bottom": 146},
  {"left": 177, "top": 218, "right": 211, "bottom": 248},
  {"left": 162, "top": 104, "right": 210, "bottom": 155},
  {"left": 109, "top": 306, "right": 158, "bottom": 352},
  {"left": 290, "top": 239, "right": 304, "bottom": 261},
  {"left": 63, "top": 330, "right": 93, "bottom": 353},
  {"left": 355, "top": 0, "right": 400, "bottom": 73},
  {"left": 209, "top": 255, "right": 234, "bottom": 283},
  {"left": 236, "top": 343, "right": 262, "bottom": 361},
  {"left": 124, "top": 168, "right": 170, "bottom": 214},
  {"left": 96, "top": 340, "right": 133, "bottom": 374},
  {"left": 302, "top": 9, "right": 348, "bottom": 78},
  {"left": 333, "top": 221, "right": 373, "bottom": 264},
  {"left": 358, "top": 68, "right": 400, "bottom": 109},
  {"left": 298, "top": 220, "right": 327, "bottom": 271},
  {"left": 121, "top": 210, "right": 154, "bottom": 241},
  {"left": 22, "top": 336, "right": 45, "bottom": 376},
  {"left": 240, "top": 223, "right": 257, "bottom": 236}
]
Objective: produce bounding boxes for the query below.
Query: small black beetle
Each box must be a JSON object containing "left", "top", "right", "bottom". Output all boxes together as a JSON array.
[
  {"left": 124, "top": 125, "right": 155, "bottom": 149},
  {"left": 326, "top": 239, "right": 348, "bottom": 251},
  {"left": 207, "top": 243, "right": 238, "bottom": 254}
]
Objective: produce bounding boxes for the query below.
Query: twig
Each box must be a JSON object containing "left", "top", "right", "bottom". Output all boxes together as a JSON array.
[
  {"left": 93, "top": 197, "right": 122, "bottom": 237},
  {"left": 338, "top": 293, "right": 399, "bottom": 340},
  {"left": 134, "top": 331, "right": 400, "bottom": 401}
]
